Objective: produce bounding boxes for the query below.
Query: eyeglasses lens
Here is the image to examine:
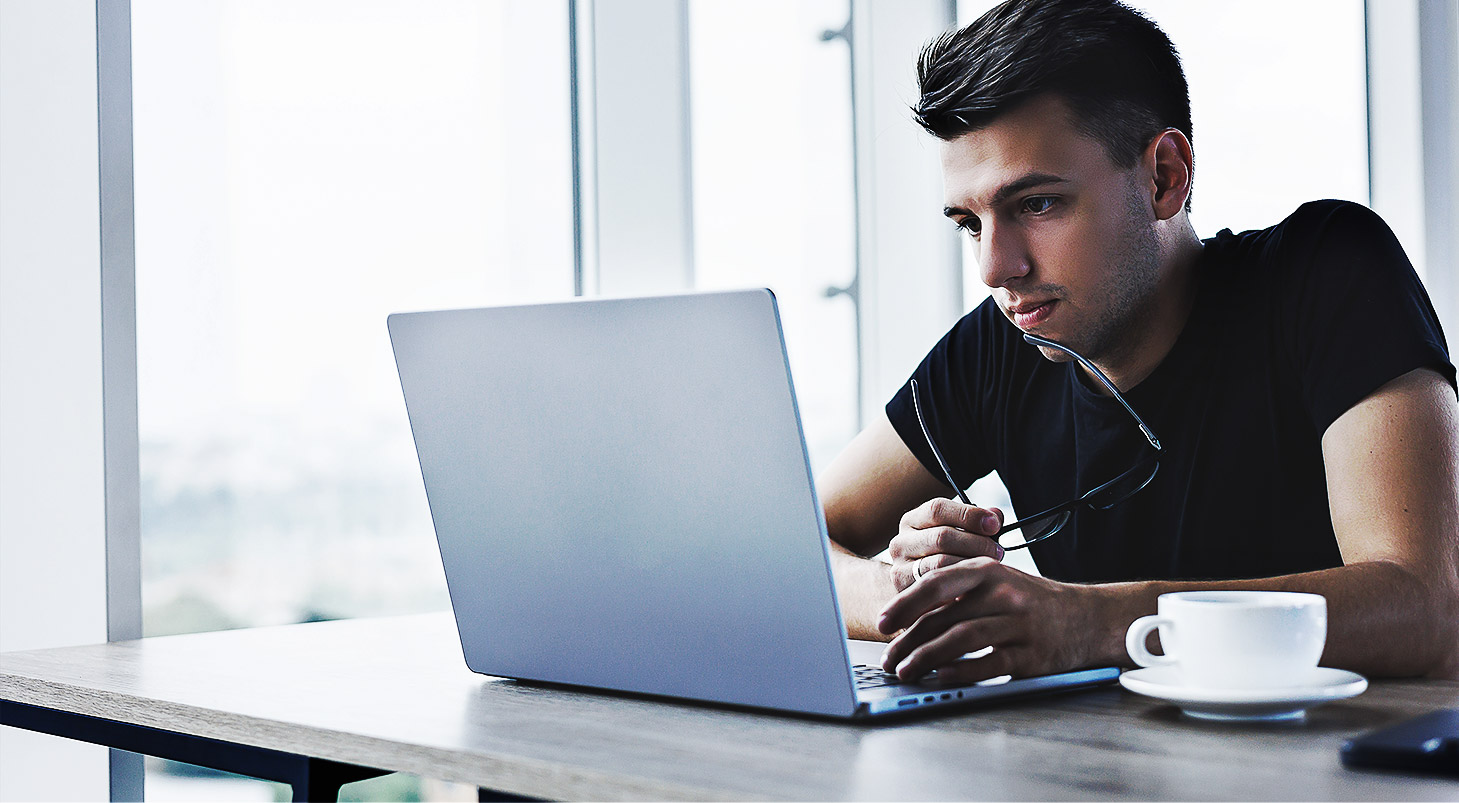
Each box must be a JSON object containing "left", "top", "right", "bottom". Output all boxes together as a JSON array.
[
  {"left": 1085, "top": 456, "right": 1160, "bottom": 510},
  {"left": 1005, "top": 508, "right": 1072, "bottom": 548}
]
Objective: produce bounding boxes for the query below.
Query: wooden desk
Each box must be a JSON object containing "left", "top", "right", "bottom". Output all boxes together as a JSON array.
[{"left": 2, "top": 613, "right": 1455, "bottom": 801}]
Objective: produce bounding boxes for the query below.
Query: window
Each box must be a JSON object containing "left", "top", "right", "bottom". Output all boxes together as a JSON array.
[
  {"left": 688, "top": 0, "right": 859, "bottom": 472},
  {"left": 1133, "top": 0, "right": 1369, "bottom": 236},
  {"left": 134, "top": 0, "right": 573, "bottom": 635}
]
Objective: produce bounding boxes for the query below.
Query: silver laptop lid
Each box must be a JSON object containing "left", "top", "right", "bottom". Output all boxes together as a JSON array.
[{"left": 389, "top": 290, "right": 860, "bottom": 717}]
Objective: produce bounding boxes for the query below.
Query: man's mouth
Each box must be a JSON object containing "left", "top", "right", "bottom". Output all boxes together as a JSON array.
[{"left": 1007, "top": 299, "right": 1057, "bottom": 330}]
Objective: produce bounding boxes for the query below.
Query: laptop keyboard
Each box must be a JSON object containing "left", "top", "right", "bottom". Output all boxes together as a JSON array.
[{"left": 853, "top": 664, "right": 903, "bottom": 690}]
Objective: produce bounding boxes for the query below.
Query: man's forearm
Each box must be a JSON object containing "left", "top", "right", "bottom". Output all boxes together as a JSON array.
[
  {"left": 1090, "top": 560, "right": 1459, "bottom": 679},
  {"left": 829, "top": 542, "right": 899, "bottom": 641}
]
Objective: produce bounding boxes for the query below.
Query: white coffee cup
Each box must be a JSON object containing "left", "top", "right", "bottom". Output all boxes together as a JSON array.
[{"left": 1125, "top": 591, "right": 1327, "bottom": 689}]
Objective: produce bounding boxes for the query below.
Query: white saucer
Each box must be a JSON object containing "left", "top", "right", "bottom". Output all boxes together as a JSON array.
[{"left": 1119, "top": 666, "right": 1367, "bottom": 722}]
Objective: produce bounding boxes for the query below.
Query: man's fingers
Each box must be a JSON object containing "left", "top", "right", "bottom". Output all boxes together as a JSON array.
[
  {"left": 889, "top": 524, "right": 1005, "bottom": 563},
  {"left": 882, "top": 610, "right": 1020, "bottom": 679},
  {"left": 877, "top": 557, "right": 1000, "bottom": 634},
  {"left": 912, "top": 644, "right": 1022, "bottom": 686},
  {"left": 881, "top": 525, "right": 997, "bottom": 563},
  {"left": 892, "top": 553, "right": 969, "bottom": 592},
  {"left": 887, "top": 498, "right": 1009, "bottom": 594},
  {"left": 923, "top": 553, "right": 965, "bottom": 572},
  {"left": 900, "top": 497, "right": 1003, "bottom": 536}
]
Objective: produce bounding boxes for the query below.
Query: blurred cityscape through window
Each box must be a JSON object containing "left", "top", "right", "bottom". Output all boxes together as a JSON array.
[{"left": 134, "top": 0, "right": 574, "bottom": 638}]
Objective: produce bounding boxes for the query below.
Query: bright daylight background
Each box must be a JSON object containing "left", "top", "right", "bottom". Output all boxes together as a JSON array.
[{"left": 131, "top": 1, "right": 1366, "bottom": 798}]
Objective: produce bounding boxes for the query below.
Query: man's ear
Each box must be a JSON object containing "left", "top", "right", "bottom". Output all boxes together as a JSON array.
[{"left": 1146, "top": 128, "right": 1193, "bottom": 221}]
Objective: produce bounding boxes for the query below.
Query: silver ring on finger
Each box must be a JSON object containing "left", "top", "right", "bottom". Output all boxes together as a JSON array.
[{"left": 914, "top": 557, "right": 928, "bottom": 579}]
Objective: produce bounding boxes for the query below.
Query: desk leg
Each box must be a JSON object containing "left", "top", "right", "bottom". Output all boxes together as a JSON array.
[
  {"left": 110, "top": 748, "right": 144, "bottom": 802},
  {"left": 294, "top": 758, "right": 391, "bottom": 802},
  {"left": 2, "top": 701, "right": 389, "bottom": 802}
]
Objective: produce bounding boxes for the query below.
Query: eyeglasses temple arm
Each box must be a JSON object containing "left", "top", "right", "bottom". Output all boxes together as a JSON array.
[
  {"left": 1021, "top": 333, "right": 1162, "bottom": 451},
  {"left": 909, "top": 379, "right": 973, "bottom": 505}
]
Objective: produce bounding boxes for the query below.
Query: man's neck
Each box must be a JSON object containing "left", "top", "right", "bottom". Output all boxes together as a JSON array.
[{"left": 1085, "top": 225, "right": 1205, "bottom": 394}]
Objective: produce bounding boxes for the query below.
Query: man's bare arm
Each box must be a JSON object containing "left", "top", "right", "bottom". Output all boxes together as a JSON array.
[
  {"left": 1315, "top": 365, "right": 1459, "bottom": 676},
  {"left": 878, "top": 368, "right": 1459, "bottom": 680}
]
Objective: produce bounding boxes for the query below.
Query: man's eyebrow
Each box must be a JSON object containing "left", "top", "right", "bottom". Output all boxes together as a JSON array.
[{"left": 943, "top": 172, "right": 1070, "bottom": 218}]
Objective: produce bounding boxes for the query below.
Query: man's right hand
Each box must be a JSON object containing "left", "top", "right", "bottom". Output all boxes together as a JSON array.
[
  {"left": 819, "top": 411, "right": 999, "bottom": 638},
  {"left": 887, "top": 498, "right": 1005, "bottom": 591}
]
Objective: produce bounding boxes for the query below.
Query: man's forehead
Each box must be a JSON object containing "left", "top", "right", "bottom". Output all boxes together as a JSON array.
[{"left": 938, "top": 97, "right": 1107, "bottom": 209}]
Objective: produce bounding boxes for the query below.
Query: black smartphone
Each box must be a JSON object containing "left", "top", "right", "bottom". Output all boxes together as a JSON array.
[{"left": 1341, "top": 709, "right": 1459, "bottom": 777}]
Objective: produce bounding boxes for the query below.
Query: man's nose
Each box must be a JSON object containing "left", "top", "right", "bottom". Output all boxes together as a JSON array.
[{"left": 978, "top": 224, "right": 1032, "bottom": 288}]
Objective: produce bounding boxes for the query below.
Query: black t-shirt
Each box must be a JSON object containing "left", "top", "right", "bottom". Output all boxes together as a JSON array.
[{"left": 886, "top": 200, "right": 1456, "bottom": 583}]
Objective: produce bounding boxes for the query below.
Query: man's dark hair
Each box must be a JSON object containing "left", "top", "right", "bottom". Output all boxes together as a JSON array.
[{"left": 915, "top": 0, "right": 1192, "bottom": 206}]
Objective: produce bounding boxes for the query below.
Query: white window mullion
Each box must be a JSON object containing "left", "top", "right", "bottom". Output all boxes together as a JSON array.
[
  {"left": 97, "top": 1, "right": 145, "bottom": 798},
  {"left": 1414, "top": 0, "right": 1457, "bottom": 340},
  {"left": 581, "top": 0, "right": 695, "bottom": 297},
  {"left": 99, "top": 0, "right": 141, "bottom": 649}
]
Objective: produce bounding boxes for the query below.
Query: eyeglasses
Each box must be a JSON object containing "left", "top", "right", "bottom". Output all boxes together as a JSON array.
[{"left": 910, "top": 332, "right": 1162, "bottom": 551}]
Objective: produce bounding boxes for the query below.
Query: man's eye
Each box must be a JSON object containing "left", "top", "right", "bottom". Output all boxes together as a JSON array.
[
  {"left": 956, "top": 218, "right": 981, "bottom": 238},
  {"left": 1022, "top": 196, "right": 1057, "bottom": 214}
]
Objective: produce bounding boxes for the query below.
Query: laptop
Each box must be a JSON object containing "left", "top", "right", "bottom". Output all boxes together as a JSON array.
[{"left": 388, "top": 289, "right": 1119, "bottom": 719}]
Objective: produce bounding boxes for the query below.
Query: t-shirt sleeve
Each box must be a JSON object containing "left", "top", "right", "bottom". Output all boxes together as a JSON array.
[
  {"left": 884, "top": 299, "right": 1000, "bottom": 492},
  {"left": 1278, "top": 200, "right": 1456, "bottom": 433}
]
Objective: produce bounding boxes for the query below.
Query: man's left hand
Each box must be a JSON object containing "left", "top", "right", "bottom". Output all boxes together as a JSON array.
[{"left": 876, "top": 557, "right": 1111, "bottom": 682}]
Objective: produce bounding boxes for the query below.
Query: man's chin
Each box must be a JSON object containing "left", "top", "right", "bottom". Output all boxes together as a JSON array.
[{"left": 1033, "top": 343, "right": 1076, "bottom": 363}]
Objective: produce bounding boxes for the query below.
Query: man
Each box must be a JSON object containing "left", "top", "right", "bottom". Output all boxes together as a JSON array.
[{"left": 818, "top": 0, "right": 1459, "bottom": 682}]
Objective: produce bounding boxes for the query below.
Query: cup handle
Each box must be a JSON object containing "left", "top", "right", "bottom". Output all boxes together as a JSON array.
[{"left": 1125, "top": 615, "right": 1176, "bottom": 668}]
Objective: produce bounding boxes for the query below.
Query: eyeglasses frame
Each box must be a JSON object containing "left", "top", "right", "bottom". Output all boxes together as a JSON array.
[{"left": 909, "top": 332, "right": 1163, "bottom": 552}]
